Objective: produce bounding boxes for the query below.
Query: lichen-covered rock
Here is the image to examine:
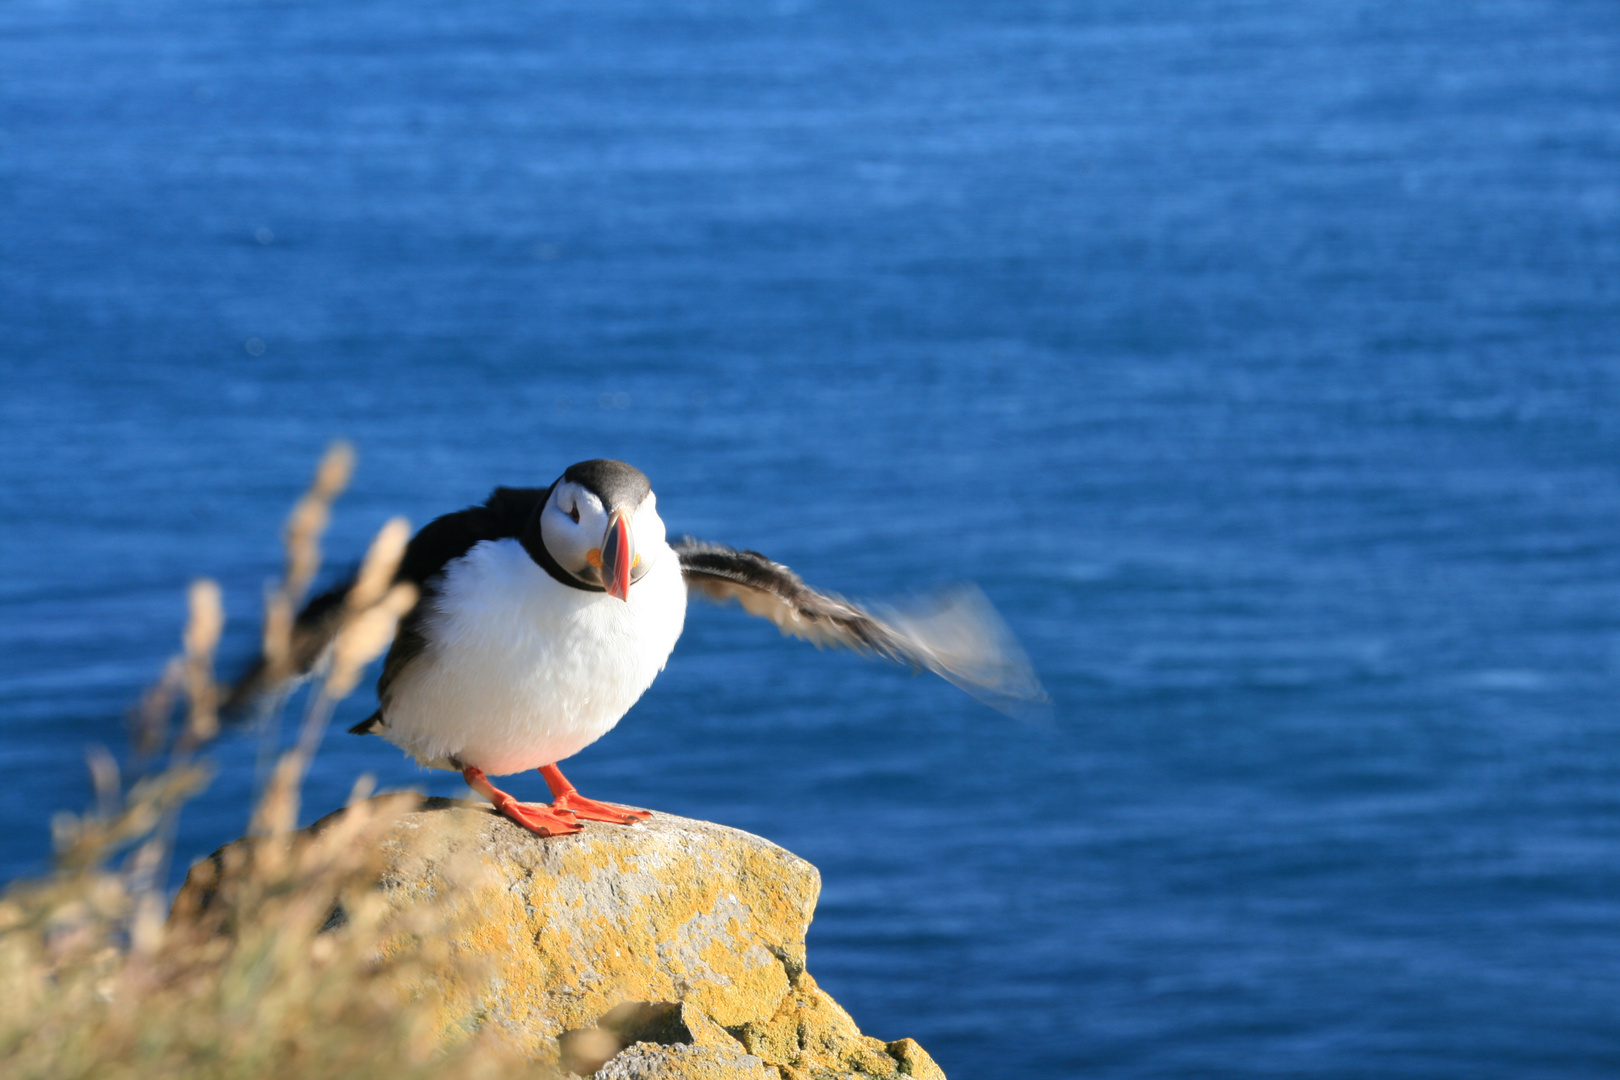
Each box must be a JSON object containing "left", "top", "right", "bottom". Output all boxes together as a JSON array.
[{"left": 175, "top": 796, "right": 945, "bottom": 1080}]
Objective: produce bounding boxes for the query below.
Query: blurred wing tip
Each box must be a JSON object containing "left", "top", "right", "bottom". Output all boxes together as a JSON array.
[{"left": 875, "top": 581, "right": 1048, "bottom": 713}]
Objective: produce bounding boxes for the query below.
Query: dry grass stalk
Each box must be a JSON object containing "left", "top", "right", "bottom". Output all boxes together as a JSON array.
[
  {"left": 284, "top": 441, "right": 355, "bottom": 602},
  {"left": 261, "top": 441, "right": 355, "bottom": 687},
  {"left": 1, "top": 449, "right": 529, "bottom": 1079},
  {"left": 178, "top": 579, "right": 224, "bottom": 751},
  {"left": 131, "top": 657, "right": 185, "bottom": 758},
  {"left": 255, "top": 513, "right": 418, "bottom": 836}
]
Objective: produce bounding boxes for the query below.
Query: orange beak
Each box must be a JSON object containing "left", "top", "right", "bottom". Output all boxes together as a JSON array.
[{"left": 601, "top": 508, "right": 634, "bottom": 601}]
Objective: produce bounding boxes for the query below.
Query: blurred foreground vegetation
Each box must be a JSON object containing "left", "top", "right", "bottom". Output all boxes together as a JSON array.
[{"left": 0, "top": 446, "right": 537, "bottom": 1079}]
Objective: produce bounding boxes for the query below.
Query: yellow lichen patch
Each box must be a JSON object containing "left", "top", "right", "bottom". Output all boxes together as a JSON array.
[
  {"left": 676, "top": 1002, "right": 738, "bottom": 1049},
  {"left": 688, "top": 938, "right": 789, "bottom": 1029},
  {"left": 886, "top": 1038, "right": 947, "bottom": 1080}
]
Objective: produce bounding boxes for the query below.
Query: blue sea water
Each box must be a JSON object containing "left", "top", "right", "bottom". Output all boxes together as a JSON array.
[{"left": 4, "top": 0, "right": 1620, "bottom": 1075}]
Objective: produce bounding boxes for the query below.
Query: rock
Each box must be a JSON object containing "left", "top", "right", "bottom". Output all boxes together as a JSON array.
[
  {"left": 595, "top": 1042, "right": 775, "bottom": 1080},
  {"left": 175, "top": 796, "right": 946, "bottom": 1080}
]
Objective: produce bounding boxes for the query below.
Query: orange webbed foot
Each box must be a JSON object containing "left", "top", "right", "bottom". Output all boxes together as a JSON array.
[
  {"left": 464, "top": 765, "right": 584, "bottom": 837},
  {"left": 498, "top": 798, "right": 585, "bottom": 836},
  {"left": 549, "top": 790, "right": 652, "bottom": 825},
  {"left": 539, "top": 763, "right": 651, "bottom": 826}
]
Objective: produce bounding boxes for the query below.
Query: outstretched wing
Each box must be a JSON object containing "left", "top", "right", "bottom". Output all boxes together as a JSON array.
[{"left": 672, "top": 537, "right": 1047, "bottom": 712}]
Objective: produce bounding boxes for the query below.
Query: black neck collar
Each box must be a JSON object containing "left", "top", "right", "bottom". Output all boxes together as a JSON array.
[{"left": 520, "top": 482, "right": 605, "bottom": 593}]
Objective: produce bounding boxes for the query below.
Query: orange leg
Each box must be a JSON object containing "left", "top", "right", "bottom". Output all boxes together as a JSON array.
[
  {"left": 539, "top": 763, "right": 651, "bottom": 825},
  {"left": 463, "top": 766, "right": 582, "bottom": 836}
]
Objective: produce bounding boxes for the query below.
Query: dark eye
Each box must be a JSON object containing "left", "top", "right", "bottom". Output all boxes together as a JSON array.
[{"left": 568, "top": 505, "right": 580, "bottom": 524}]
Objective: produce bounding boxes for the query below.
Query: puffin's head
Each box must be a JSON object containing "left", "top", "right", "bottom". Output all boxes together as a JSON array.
[{"left": 538, "top": 459, "right": 664, "bottom": 600}]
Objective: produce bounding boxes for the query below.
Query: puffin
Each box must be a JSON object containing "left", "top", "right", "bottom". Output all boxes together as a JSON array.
[{"left": 241, "top": 459, "right": 1042, "bottom": 836}]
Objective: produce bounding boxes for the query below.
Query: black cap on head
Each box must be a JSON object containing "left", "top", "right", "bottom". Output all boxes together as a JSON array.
[{"left": 561, "top": 459, "right": 652, "bottom": 511}]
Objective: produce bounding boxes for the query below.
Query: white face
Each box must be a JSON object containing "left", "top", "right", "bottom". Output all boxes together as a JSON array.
[{"left": 539, "top": 480, "right": 665, "bottom": 585}]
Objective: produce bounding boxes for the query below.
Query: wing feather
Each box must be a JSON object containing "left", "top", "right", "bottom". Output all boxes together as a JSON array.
[{"left": 673, "top": 538, "right": 1046, "bottom": 711}]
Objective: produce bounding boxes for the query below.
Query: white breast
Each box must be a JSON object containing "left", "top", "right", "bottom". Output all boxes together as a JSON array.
[{"left": 376, "top": 537, "right": 688, "bottom": 776}]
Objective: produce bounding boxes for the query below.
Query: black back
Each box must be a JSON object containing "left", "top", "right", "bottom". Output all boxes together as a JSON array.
[
  {"left": 394, "top": 485, "right": 546, "bottom": 588},
  {"left": 355, "top": 485, "right": 551, "bottom": 732}
]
